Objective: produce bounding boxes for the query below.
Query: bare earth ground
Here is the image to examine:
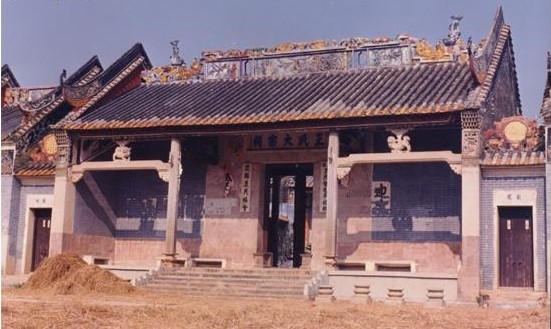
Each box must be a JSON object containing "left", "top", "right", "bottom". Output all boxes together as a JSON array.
[{"left": 1, "top": 288, "right": 549, "bottom": 329}]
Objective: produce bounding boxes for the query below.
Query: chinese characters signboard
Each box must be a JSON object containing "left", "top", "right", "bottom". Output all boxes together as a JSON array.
[{"left": 248, "top": 132, "right": 327, "bottom": 151}]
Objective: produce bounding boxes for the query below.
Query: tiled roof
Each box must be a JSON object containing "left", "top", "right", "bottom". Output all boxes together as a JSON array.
[
  {"left": 4, "top": 58, "right": 102, "bottom": 141},
  {"left": 64, "top": 61, "right": 476, "bottom": 131},
  {"left": 1, "top": 106, "right": 24, "bottom": 139},
  {"left": 59, "top": 43, "right": 152, "bottom": 123},
  {"left": 481, "top": 150, "right": 545, "bottom": 166}
]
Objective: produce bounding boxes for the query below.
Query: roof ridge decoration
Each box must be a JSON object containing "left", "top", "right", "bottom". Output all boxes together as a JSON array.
[
  {"left": 1, "top": 64, "right": 19, "bottom": 88},
  {"left": 3, "top": 56, "right": 105, "bottom": 142},
  {"left": 142, "top": 21, "right": 471, "bottom": 85},
  {"left": 541, "top": 51, "right": 551, "bottom": 120},
  {"left": 483, "top": 116, "right": 543, "bottom": 152},
  {"left": 58, "top": 42, "right": 152, "bottom": 125}
]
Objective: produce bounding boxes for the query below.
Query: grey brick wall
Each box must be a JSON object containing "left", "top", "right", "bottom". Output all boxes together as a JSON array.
[
  {"left": 546, "top": 163, "right": 550, "bottom": 294},
  {"left": 80, "top": 156, "right": 207, "bottom": 240},
  {"left": 371, "top": 162, "right": 461, "bottom": 242},
  {"left": 74, "top": 180, "right": 116, "bottom": 237},
  {"left": 480, "top": 176, "right": 546, "bottom": 291},
  {"left": 2, "top": 175, "right": 19, "bottom": 273}
]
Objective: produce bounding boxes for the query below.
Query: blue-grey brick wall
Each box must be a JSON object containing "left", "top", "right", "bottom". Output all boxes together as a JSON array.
[
  {"left": 480, "top": 176, "right": 546, "bottom": 291},
  {"left": 80, "top": 156, "right": 206, "bottom": 240},
  {"left": 2, "top": 175, "right": 19, "bottom": 274},
  {"left": 546, "top": 162, "right": 551, "bottom": 294},
  {"left": 371, "top": 162, "right": 461, "bottom": 242},
  {"left": 74, "top": 179, "right": 115, "bottom": 237}
]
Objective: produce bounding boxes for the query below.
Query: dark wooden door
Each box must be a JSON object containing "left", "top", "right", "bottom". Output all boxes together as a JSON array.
[
  {"left": 499, "top": 207, "right": 533, "bottom": 287},
  {"left": 32, "top": 209, "right": 52, "bottom": 271},
  {"left": 264, "top": 164, "right": 313, "bottom": 268}
]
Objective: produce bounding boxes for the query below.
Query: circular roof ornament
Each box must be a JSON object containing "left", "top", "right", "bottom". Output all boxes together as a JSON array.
[
  {"left": 503, "top": 120, "right": 528, "bottom": 143},
  {"left": 42, "top": 134, "right": 58, "bottom": 155}
]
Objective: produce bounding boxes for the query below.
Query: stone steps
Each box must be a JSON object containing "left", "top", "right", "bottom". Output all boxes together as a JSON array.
[
  {"left": 153, "top": 277, "right": 306, "bottom": 287},
  {"left": 141, "top": 267, "right": 315, "bottom": 299},
  {"left": 157, "top": 272, "right": 313, "bottom": 281}
]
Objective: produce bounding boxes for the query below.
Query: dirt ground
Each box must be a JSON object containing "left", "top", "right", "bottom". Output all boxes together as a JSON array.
[{"left": 1, "top": 288, "right": 549, "bottom": 329}]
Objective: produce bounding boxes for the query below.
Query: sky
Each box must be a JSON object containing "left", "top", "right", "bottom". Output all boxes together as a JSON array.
[{"left": 1, "top": 0, "right": 550, "bottom": 119}]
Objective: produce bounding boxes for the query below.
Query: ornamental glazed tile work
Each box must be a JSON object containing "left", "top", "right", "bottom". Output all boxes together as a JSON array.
[
  {"left": 141, "top": 32, "right": 471, "bottom": 84},
  {"left": 3, "top": 87, "right": 58, "bottom": 112}
]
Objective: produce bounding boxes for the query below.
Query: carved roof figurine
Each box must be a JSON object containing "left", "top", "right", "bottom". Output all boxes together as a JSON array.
[
  {"left": 59, "top": 69, "right": 67, "bottom": 85},
  {"left": 415, "top": 40, "right": 451, "bottom": 61},
  {"left": 443, "top": 15, "right": 463, "bottom": 46},
  {"left": 170, "top": 40, "right": 185, "bottom": 66}
]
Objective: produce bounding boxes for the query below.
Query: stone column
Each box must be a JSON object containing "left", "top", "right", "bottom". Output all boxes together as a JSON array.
[
  {"left": 164, "top": 138, "right": 182, "bottom": 257},
  {"left": 545, "top": 125, "right": 551, "bottom": 298},
  {"left": 458, "top": 111, "right": 482, "bottom": 301},
  {"left": 49, "top": 131, "right": 76, "bottom": 256},
  {"left": 324, "top": 131, "right": 339, "bottom": 267}
]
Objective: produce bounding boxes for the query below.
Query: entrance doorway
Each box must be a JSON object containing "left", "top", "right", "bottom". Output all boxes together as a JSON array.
[
  {"left": 498, "top": 206, "right": 533, "bottom": 287},
  {"left": 31, "top": 209, "right": 52, "bottom": 271},
  {"left": 264, "top": 164, "right": 313, "bottom": 268}
]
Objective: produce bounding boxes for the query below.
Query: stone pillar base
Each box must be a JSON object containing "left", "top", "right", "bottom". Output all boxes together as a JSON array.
[
  {"left": 316, "top": 285, "right": 335, "bottom": 303},
  {"left": 159, "top": 255, "right": 186, "bottom": 270},
  {"left": 253, "top": 252, "right": 273, "bottom": 268},
  {"left": 323, "top": 255, "right": 337, "bottom": 270},
  {"left": 426, "top": 288, "right": 445, "bottom": 307},
  {"left": 386, "top": 288, "right": 404, "bottom": 305},
  {"left": 300, "top": 253, "right": 312, "bottom": 269},
  {"left": 352, "top": 284, "right": 372, "bottom": 303}
]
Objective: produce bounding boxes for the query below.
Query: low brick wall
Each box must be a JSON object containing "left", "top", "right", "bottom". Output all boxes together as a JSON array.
[{"left": 329, "top": 270, "right": 458, "bottom": 302}]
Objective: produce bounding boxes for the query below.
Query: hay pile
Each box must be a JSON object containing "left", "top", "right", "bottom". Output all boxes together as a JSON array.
[{"left": 23, "top": 253, "right": 134, "bottom": 294}]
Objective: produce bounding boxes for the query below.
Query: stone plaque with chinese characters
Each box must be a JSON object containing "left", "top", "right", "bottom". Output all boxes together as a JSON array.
[
  {"left": 248, "top": 132, "right": 327, "bottom": 151},
  {"left": 371, "top": 181, "right": 391, "bottom": 214},
  {"left": 204, "top": 198, "right": 237, "bottom": 215}
]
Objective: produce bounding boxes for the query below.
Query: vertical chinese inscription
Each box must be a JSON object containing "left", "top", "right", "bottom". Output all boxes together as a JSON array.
[
  {"left": 319, "top": 161, "right": 328, "bottom": 213},
  {"left": 240, "top": 163, "right": 252, "bottom": 212}
]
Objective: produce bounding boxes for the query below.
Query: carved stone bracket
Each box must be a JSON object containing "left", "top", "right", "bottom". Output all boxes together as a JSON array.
[
  {"left": 448, "top": 163, "right": 462, "bottom": 175},
  {"left": 54, "top": 130, "right": 71, "bottom": 167},
  {"left": 337, "top": 166, "right": 351, "bottom": 187},
  {"left": 158, "top": 171, "right": 170, "bottom": 183},
  {"left": 462, "top": 128, "right": 481, "bottom": 158},
  {"left": 387, "top": 129, "right": 411, "bottom": 153}
]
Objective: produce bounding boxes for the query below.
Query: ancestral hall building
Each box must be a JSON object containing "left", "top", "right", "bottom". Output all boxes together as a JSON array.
[{"left": 2, "top": 8, "right": 549, "bottom": 303}]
